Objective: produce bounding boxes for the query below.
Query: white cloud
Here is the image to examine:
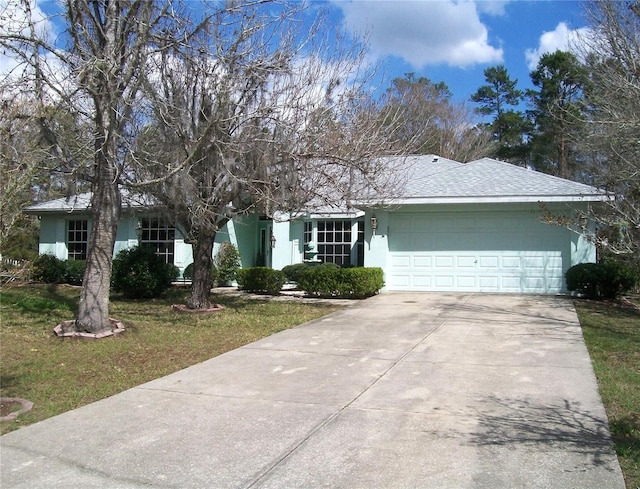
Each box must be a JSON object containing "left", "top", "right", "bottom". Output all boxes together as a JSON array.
[
  {"left": 477, "top": 0, "right": 510, "bottom": 16},
  {"left": 0, "top": 0, "right": 57, "bottom": 77},
  {"left": 525, "top": 22, "right": 593, "bottom": 70},
  {"left": 332, "top": 0, "right": 504, "bottom": 68}
]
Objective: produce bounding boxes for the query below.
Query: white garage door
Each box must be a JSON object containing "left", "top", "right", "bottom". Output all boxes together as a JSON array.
[{"left": 387, "top": 211, "right": 568, "bottom": 293}]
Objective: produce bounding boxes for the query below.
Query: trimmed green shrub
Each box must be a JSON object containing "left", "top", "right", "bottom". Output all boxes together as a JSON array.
[
  {"left": 112, "top": 246, "right": 179, "bottom": 299},
  {"left": 215, "top": 242, "right": 241, "bottom": 285},
  {"left": 566, "top": 263, "right": 598, "bottom": 298},
  {"left": 63, "top": 259, "right": 86, "bottom": 285},
  {"left": 32, "top": 254, "right": 66, "bottom": 283},
  {"left": 281, "top": 261, "right": 338, "bottom": 283},
  {"left": 237, "top": 267, "right": 286, "bottom": 295},
  {"left": 183, "top": 262, "right": 218, "bottom": 286},
  {"left": 566, "top": 261, "right": 638, "bottom": 300},
  {"left": 598, "top": 261, "right": 638, "bottom": 299},
  {"left": 298, "top": 266, "right": 384, "bottom": 299},
  {"left": 282, "top": 263, "right": 308, "bottom": 283}
]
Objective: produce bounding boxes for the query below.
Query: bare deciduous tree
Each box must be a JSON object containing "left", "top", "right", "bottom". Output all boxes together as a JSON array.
[
  {"left": 1, "top": 0, "right": 196, "bottom": 333},
  {"left": 578, "top": 0, "right": 640, "bottom": 255},
  {"left": 130, "top": 4, "right": 415, "bottom": 309},
  {"left": 379, "top": 74, "right": 494, "bottom": 162}
]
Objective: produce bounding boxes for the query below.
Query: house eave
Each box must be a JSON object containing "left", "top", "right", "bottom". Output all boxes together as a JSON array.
[
  {"left": 23, "top": 202, "right": 162, "bottom": 215},
  {"left": 355, "top": 194, "right": 613, "bottom": 206},
  {"left": 307, "top": 210, "right": 365, "bottom": 219}
]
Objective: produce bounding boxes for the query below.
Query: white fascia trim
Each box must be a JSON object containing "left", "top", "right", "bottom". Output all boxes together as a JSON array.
[
  {"left": 356, "top": 195, "right": 613, "bottom": 206},
  {"left": 307, "top": 210, "right": 365, "bottom": 219}
]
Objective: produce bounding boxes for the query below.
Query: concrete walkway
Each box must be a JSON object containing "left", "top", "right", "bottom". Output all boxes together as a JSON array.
[{"left": 0, "top": 293, "right": 625, "bottom": 488}]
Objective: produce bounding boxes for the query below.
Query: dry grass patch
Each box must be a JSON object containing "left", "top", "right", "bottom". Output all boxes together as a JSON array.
[{"left": 0, "top": 284, "right": 340, "bottom": 435}]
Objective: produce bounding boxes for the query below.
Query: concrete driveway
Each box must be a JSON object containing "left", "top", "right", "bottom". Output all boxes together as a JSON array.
[{"left": 0, "top": 293, "right": 625, "bottom": 488}]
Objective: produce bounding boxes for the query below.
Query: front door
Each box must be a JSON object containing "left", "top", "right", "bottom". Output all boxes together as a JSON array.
[{"left": 258, "top": 220, "right": 273, "bottom": 267}]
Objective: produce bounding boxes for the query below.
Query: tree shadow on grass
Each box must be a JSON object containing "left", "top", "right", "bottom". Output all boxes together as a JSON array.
[
  {"left": 610, "top": 413, "right": 640, "bottom": 461},
  {"left": 0, "top": 374, "right": 20, "bottom": 392}
]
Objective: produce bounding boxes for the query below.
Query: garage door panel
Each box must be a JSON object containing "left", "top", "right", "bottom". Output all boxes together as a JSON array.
[
  {"left": 435, "top": 276, "right": 454, "bottom": 288},
  {"left": 479, "top": 256, "right": 499, "bottom": 269},
  {"left": 524, "top": 277, "right": 545, "bottom": 291},
  {"left": 457, "top": 256, "right": 476, "bottom": 268},
  {"left": 435, "top": 256, "right": 454, "bottom": 268},
  {"left": 500, "top": 276, "right": 523, "bottom": 291},
  {"left": 413, "top": 256, "right": 432, "bottom": 268},
  {"left": 388, "top": 273, "right": 410, "bottom": 287},
  {"left": 387, "top": 212, "right": 568, "bottom": 294},
  {"left": 502, "top": 256, "right": 522, "bottom": 269},
  {"left": 391, "top": 255, "right": 411, "bottom": 268},
  {"left": 413, "top": 275, "right": 432, "bottom": 287},
  {"left": 456, "top": 276, "right": 477, "bottom": 288},
  {"left": 479, "top": 276, "right": 499, "bottom": 288}
]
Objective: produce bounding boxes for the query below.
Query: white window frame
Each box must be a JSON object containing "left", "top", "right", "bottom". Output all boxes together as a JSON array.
[
  {"left": 303, "top": 219, "right": 364, "bottom": 266},
  {"left": 140, "top": 218, "right": 175, "bottom": 264},
  {"left": 67, "top": 219, "right": 88, "bottom": 260}
]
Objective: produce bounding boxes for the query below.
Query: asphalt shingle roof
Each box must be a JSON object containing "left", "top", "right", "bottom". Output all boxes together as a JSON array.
[
  {"left": 24, "top": 191, "right": 156, "bottom": 213},
  {"left": 24, "top": 156, "right": 609, "bottom": 215},
  {"left": 400, "top": 157, "right": 607, "bottom": 202}
]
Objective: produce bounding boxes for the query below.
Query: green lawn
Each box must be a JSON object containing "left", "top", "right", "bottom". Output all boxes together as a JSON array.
[
  {"left": 0, "top": 284, "right": 339, "bottom": 435},
  {"left": 574, "top": 297, "right": 640, "bottom": 489}
]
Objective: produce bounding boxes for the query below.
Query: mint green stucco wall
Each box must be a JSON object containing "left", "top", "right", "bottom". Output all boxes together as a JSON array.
[
  {"left": 34, "top": 200, "right": 597, "bottom": 293},
  {"left": 38, "top": 213, "right": 91, "bottom": 260},
  {"left": 363, "top": 202, "right": 597, "bottom": 293},
  {"left": 36, "top": 212, "right": 249, "bottom": 277},
  {"left": 213, "top": 215, "right": 258, "bottom": 268},
  {"left": 363, "top": 209, "right": 390, "bottom": 271}
]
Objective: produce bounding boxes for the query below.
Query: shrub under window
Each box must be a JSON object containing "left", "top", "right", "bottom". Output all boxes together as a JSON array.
[
  {"left": 298, "top": 266, "right": 384, "bottom": 299},
  {"left": 112, "top": 246, "right": 179, "bottom": 299}
]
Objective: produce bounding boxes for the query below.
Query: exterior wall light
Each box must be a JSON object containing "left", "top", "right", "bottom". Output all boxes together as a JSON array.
[
  {"left": 579, "top": 213, "right": 588, "bottom": 229},
  {"left": 370, "top": 215, "right": 378, "bottom": 235},
  {"left": 135, "top": 218, "right": 143, "bottom": 240},
  {"left": 270, "top": 233, "right": 276, "bottom": 248}
]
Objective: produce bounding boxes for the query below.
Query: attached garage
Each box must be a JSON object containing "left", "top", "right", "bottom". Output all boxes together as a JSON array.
[
  {"left": 360, "top": 156, "right": 610, "bottom": 295},
  {"left": 386, "top": 209, "right": 568, "bottom": 293}
]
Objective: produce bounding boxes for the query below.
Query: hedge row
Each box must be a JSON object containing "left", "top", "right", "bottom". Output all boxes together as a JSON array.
[
  {"left": 32, "top": 247, "right": 180, "bottom": 299},
  {"left": 239, "top": 265, "right": 384, "bottom": 299},
  {"left": 566, "top": 261, "right": 638, "bottom": 300},
  {"left": 281, "top": 262, "right": 338, "bottom": 282},
  {"left": 298, "top": 266, "right": 384, "bottom": 299}
]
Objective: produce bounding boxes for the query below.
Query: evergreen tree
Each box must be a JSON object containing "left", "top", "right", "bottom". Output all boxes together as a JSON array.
[
  {"left": 527, "top": 50, "right": 588, "bottom": 178},
  {"left": 471, "top": 65, "right": 529, "bottom": 163}
]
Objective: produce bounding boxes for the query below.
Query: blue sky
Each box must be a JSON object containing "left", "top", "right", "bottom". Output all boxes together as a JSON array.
[
  {"left": 322, "top": 0, "right": 589, "bottom": 105},
  {"left": 3, "top": 0, "right": 590, "bottom": 110}
]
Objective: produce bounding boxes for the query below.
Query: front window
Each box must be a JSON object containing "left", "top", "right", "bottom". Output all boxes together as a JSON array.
[
  {"left": 356, "top": 220, "right": 365, "bottom": 267},
  {"left": 304, "top": 221, "right": 313, "bottom": 247},
  {"left": 140, "top": 218, "right": 175, "bottom": 264},
  {"left": 67, "top": 220, "right": 88, "bottom": 260},
  {"left": 317, "top": 220, "right": 352, "bottom": 266}
]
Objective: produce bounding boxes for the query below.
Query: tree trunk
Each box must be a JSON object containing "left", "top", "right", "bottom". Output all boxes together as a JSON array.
[
  {"left": 558, "top": 133, "right": 568, "bottom": 178},
  {"left": 76, "top": 155, "right": 121, "bottom": 333},
  {"left": 187, "top": 231, "right": 216, "bottom": 309}
]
